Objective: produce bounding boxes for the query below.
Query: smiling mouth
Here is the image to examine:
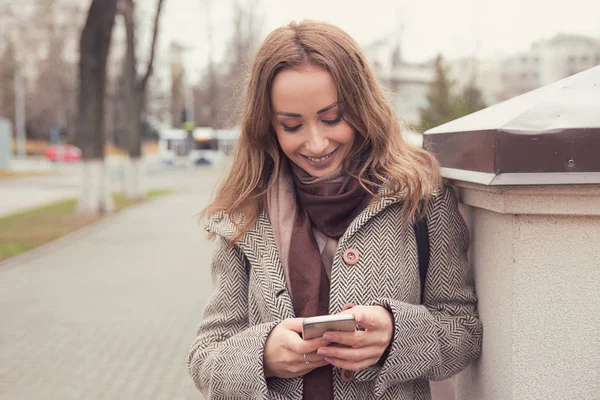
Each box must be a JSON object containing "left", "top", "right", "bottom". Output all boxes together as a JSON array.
[{"left": 301, "top": 148, "right": 338, "bottom": 163}]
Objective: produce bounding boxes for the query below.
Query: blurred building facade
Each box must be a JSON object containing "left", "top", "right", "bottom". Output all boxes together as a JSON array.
[
  {"left": 448, "top": 33, "right": 600, "bottom": 103},
  {"left": 365, "top": 33, "right": 600, "bottom": 127},
  {"left": 364, "top": 38, "right": 434, "bottom": 127},
  {"left": 496, "top": 34, "right": 600, "bottom": 101}
]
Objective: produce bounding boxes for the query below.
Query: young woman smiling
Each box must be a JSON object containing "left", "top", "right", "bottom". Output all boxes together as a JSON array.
[{"left": 188, "top": 20, "right": 482, "bottom": 400}]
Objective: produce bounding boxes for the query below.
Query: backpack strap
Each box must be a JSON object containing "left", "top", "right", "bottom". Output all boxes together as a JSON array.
[{"left": 413, "top": 215, "right": 430, "bottom": 304}]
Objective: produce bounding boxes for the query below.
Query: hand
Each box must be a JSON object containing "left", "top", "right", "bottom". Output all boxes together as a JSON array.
[
  {"left": 264, "top": 318, "right": 332, "bottom": 379},
  {"left": 316, "top": 305, "right": 393, "bottom": 372}
]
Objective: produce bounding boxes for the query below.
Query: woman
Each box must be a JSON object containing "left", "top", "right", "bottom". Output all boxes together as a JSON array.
[{"left": 187, "top": 20, "right": 482, "bottom": 400}]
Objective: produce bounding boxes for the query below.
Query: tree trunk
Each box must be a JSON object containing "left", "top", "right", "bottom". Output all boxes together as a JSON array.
[
  {"left": 122, "top": 0, "right": 165, "bottom": 200},
  {"left": 123, "top": 89, "right": 145, "bottom": 199},
  {"left": 123, "top": 0, "right": 144, "bottom": 199},
  {"left": 75, "top": 0, "right": 118, "bottom": 215}
]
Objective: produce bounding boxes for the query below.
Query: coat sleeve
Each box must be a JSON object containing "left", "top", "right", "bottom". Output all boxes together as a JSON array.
[
  {"left": 187, "top": 238, "right": 279, "bottom": 399},
  {"left": 367, "top": 185, "right": 483, "bottom": 396}
]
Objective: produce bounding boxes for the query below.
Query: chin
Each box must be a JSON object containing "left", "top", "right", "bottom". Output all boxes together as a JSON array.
[{"left": 302, "top": 163, "right": 339, "bottom": 178}]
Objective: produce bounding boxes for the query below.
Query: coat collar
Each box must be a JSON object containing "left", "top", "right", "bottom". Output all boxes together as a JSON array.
[
  {"left": 204, "top": 188, "right": 403, "bottom": 319},
  {"left": 205, "top": 185, "right": 403, "bottom": 252}
]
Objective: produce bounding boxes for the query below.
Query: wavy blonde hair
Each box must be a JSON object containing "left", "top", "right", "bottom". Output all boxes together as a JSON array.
[{"left": 203, "top": 20, "right": 441, "bottom": 241}]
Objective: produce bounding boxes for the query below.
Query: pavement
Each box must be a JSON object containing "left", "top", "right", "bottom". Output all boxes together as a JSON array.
[{"left": 0, "top": 166, "right": 223, "bottom": 399}]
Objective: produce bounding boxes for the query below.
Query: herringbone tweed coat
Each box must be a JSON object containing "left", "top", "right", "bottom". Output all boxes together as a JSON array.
[{"left": 188, "top": 185, "right": 482, "bottom": 399}]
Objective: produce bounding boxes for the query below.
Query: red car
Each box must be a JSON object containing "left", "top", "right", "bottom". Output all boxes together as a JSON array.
[{"left": 44, "top": 144, "right": 82, "bottom": 162}]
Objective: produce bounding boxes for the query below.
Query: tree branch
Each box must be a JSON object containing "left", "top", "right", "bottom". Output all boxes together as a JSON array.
[{"left": 140, "top": 0, "right": 165, "bottom": 91}]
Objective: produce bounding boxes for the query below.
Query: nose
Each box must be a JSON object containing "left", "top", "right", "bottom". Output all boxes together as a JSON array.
[{"left": 304, "top": 126, "right": 329, "bottom": 155}]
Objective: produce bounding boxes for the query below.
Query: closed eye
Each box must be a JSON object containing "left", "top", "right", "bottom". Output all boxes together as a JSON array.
[
  {"left": 323, "top": 115, "right": 343, "bottom": 126},
  {"left": 281, "top": 124, "right": 302, "bottom": 132}
]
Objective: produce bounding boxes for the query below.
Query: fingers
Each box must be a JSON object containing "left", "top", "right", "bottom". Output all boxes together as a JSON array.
[
  {"left": 267, "top": 319, "right": 335, "bottom": 379},
  {"left": 302, "top": 351, "right": 327, "bottom": 365},
  {"left": 289, "top": 335, "right": 328, "bottom": 355},
  {"left": 303, "top": 359, "right": 329, "bottom": 372},
  {"left": 276, "top": 352, "right": 328, "bottom": 379},
  {"left": 277, "top": 323, "right": 333, "bottom": 355},
  {"left": 341, "top": 305, "right": 390, "bottom": 330},
  {"left": 280, "top": 317, "right": 305, "bottom": 333},
  {"left": 298, "top": 351, "right": 329, "bottom": 376},
  {"left": 278, "top": 319, "right": 336, "bottom": 354},
  {"left": 321, "top": 330, "right": 388, "bottom": 349},
  {"left": 317, "top": 344, "right": 380, "bottom": 363}
]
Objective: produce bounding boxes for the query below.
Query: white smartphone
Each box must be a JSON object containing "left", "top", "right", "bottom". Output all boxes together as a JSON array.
[{"left": 302, "top": 314, "right": 356, "bottom": 340}]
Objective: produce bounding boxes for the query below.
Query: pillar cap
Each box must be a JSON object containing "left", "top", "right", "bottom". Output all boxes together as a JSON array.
[{"left": 424, "top": 65, "right": 600, "bottom": 185}]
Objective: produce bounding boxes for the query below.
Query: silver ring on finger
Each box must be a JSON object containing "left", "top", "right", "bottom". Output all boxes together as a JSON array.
[{"left": 303, "top": 353, "right": 310, "bottom": 365}]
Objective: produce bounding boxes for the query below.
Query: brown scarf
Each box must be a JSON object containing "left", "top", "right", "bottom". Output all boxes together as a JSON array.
[{"left": 287, "top": 162, "right": 371, "bottom": 400}]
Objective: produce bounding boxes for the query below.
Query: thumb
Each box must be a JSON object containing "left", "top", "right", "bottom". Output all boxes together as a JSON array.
[
  {"left": 281, "top": 317, "right": 305, "bottom": 333},
  {"left": 343, "top": 306, "right": 384, "bottom": 330}
]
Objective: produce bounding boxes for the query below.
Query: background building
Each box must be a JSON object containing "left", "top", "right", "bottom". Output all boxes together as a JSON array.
[
  {"left": 449, "top": 34, "right": 600, "bottom": 103},
  {"left": 365, "top": 33, "right": 600, "bottom": 127},
  {"left": 364, "top": 37, "right": 434, "bottom": 128}
]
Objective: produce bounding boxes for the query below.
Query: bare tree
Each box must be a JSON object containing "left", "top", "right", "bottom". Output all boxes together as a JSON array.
[
  {"left": 1, "top": 1, "right": 86, "bottom": 141},
  {"left": 193, "top": 0, "right": 263, "bottom": 129},
  {"left": 120, "top": 0, "right": 165, "bottom": 199},
  {"left": 75, "top": 0, "right": 118, "bottom": 215},
  {"left": 0, "top": 40, "right": 16, "bottom": 128}
]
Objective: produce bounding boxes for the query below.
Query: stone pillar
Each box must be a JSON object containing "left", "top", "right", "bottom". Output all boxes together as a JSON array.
[
  {"left": 452, "top": 182, "right": 600, "bottom": 400},
  {"left": 423, "top": 66, "right": 600, "bottom": 399}
]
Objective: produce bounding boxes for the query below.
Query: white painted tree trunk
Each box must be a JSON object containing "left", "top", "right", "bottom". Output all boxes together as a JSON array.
[
  {"left": 124, "top": 156, "right": 145, "bottom": 199},
  {"left": 77, "top": 159, "right": 114, "bottom": 215}
]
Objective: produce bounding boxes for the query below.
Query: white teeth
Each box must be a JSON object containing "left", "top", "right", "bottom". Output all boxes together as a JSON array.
[{"left": 307, "top": 152, "right": 333, "bottom": 162}]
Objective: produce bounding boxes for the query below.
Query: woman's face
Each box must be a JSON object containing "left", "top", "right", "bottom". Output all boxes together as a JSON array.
[{"left": 270, "top": 64, "right": 355, "bottom": 178}]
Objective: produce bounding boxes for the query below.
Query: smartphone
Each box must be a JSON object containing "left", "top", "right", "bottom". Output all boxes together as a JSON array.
[{"left": 302, "top": 314, "right": 356, "bottom": 340}]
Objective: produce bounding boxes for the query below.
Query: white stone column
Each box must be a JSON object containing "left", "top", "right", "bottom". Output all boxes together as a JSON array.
[{"left": 452, "top": 181, "right": 600, "bottom": 400}]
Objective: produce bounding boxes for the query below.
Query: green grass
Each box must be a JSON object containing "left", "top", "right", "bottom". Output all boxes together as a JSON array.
[
  {"left": 147, "top": 188, "right": 173, "bottom": 197},
  {"left": 0, "top": 169, "right": 55, "bottom": 179},
  {"left": 0, "top": 189, "right": 174, "bottom": 262}
]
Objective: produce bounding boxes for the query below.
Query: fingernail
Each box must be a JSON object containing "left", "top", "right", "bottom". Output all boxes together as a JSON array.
[
  {"left": 317, "top": 348, "right": 328, "bottom": 356},
  {"left": 321, "top": 339, "right": 331, "bottom": 346},
  {"left": 322, "top": 334, "right": 333, "bottom": 341}
]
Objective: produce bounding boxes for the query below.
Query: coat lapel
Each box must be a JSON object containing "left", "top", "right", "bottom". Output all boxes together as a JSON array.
[
  {"left": 206, "top": 212, "right": 295, "bottom": 320},
  {"left": 204, "top": 187, "right": 403, "bottom": 322},
  {"left": 337, "top": 191, "right": 403, "bottom": 250}
]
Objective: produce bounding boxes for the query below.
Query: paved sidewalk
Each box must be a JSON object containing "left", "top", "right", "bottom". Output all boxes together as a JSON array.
[
  {"left": 0, "top": 156, "right": 195, "bottom": 218},
  {"left": 0, "top": 168, "right": 222, "bottom": 400}
]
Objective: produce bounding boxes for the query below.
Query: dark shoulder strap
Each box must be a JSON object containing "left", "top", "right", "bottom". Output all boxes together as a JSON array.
[{"left": 413, "top": 216, "right": 430, "bottom": 304}]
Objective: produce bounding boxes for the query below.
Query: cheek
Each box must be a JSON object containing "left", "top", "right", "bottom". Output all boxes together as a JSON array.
[
  {"left": 275, "top": 131, "right": 300, "bottom": 156},
  {"left": 338, "top": 123, "right": 356, "bottom": 145}
]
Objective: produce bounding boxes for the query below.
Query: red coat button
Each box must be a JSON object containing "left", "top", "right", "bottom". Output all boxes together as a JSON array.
[
  {"left": 341, "top": 369, "right": 354, "bottom": 382},
  {"left": 343, "top": 249, "right": 359, "bottom": 265}
]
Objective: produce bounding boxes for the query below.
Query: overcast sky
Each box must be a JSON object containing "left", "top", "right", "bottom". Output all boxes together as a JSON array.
[{"left": 153, "top": 0, "right": 600, "bottom": 81}]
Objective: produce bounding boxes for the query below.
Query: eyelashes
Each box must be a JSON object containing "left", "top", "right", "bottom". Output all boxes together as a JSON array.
[
  {"left": 324, "top": 115, "right": 343, "bottom": 126},
  {"left": 281, "top": 115, "right": 343, "bottom": 132},
  {"left": 282, "top": 125, "right": 301, "bottom": 132}
]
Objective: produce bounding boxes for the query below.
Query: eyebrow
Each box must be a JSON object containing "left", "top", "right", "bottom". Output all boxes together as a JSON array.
[{"left": 275, "top": 102, "right": 338, "bottom": 118}]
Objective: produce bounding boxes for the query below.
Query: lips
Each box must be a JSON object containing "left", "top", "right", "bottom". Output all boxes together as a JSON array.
[
  {"left": 305, "top": 151, "right": 335, "bottom": 163},
  {"left": 299, "top": 147, "right": 339, "bottom": 170}
]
